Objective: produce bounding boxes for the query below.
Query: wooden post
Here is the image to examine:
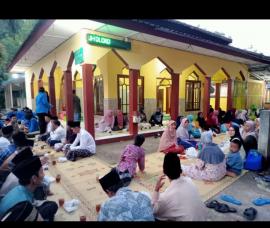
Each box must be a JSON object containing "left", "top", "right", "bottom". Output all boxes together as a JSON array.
[
  {"left": 170, "top": 73, "right": 179, "bottom": 121},
  {"left": 227, "top": 79, "right": 233, "bottom": 110},
  {"left": 215, "top": 83, "right": 221, "bottom": 110},
  {"left": 129, "top": 69, "right": 139, "bottom": 136},
  {"left": 63, "top": 70, "right": 73, "bottom": 121},
  {"left": 203, "top": 77, "right": 211, "bottom": 117},
  {"left": 49, "top": 72, "right": 57, "bottom": 116},
  {"left": 82, "top": 64, "right": 95, "bottom": 138}
]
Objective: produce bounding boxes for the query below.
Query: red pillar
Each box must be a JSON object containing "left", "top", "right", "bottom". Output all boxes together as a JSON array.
[
  {"left": 227, "top": 79, "right": 233, "bottom": 110},
  {"left": 63, "top": 70, "right": 73, "bottom": 121},
  {"left": 215, "top": 83, "right": 221, "bottom": 110},
  {"left": 48, "top": 74, "right": 57, "bottom": 116},
  {"left": 170, "top": 73, "right": 179, "bottom": 121},
  {"left": 82, "top": 64, "right": 95, "bottom": 138},
  {"left": 129, "top": 69, "right": 139, "bottom": 136},
  {"left": 203, "top": 77, "right": 211, "bottom": 117}
]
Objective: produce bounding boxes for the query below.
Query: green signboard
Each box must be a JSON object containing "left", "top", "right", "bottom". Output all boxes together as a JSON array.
[
  {"left": 74, "top": 47, "right": 84, "bottom": 65},
  {"left": 87, "top": 34, "right": 131, "bottom": 50}
]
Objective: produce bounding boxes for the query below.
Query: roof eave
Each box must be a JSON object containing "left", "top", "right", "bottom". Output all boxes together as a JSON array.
[{"left": 7, "top": 19, "right": 55, "bottom": 72}]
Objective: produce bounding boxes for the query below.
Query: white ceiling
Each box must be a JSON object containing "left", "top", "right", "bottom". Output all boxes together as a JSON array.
[{"left": 13, "top": 20, "right": 261, "bottom": 70}]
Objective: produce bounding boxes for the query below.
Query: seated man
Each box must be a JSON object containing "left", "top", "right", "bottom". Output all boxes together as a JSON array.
[
  {"left": 0, "top": 147, "right": 52, "bottom": 200},
  {"left": 1, "top": 201, "right": 43, "bottom": 221},
  {"left": 38, "top": 114, "right": 54, "bottom": 141},
  {"left": 1, "top": 125, "right": 13, "bottom": 143},
  {"left": 0, "top": 127, "right": 11, "bottom": 152},
  {"left": 152, "top": 153, "right": 206, "bottom": 221},
  {"left": 9, "top": 114, "right": 20, "bottom": 134},
  {"left": 64, "top": 121, "right": 96, "bottom": 161},
  {"left": 54, "top": 121, "right": 77, "bottom": 152},
  {"left": 98, "top": 168, "right": 154, "bottom": 221},
  {"left": 0, "top": 156, "right": 58, "bottom": 221},
  {"left": 47, "top": 120, "right": 66, "bottom": 147},
  {"left": 149, "top": 108, "right": 163, "bottom": 127},
  {"left": 226, "top": 138, "right": 243, "bottom": 177},
  {"left": 23, "top": 110, "right": 39, "bottom": 134}
]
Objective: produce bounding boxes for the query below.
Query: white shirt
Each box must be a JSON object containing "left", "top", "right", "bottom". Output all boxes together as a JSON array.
[
  {"left": 49, "top": 126, "right": 66, "bottom": 142},
  {"left": 70, "top": 128, "right": 96, "bottom": 154},
  {"left": 152, "top": 176, "right": 206, "bottom": 221},
  {"left": 0, "top": 137, "right": 10, "bottom": 152},
  {"left": 46, "top": 121, "right": 52, "bottom": 133}
]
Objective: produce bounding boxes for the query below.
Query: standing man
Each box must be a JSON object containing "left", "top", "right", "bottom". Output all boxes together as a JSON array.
[
  {"left": 73, "top": 90, "right": 81, "bottom": 122},
  {"left": 35, "top": 87, "right": 51, "bottom": 134}
]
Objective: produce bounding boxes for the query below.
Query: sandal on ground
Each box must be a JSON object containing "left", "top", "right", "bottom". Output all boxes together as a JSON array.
[
  {"left": 220, "top": 194, "right": 242, "bottom": 205},
  {"left": 214, "top": 203, "right": 237, "bottom": 213},
  {"left": 243, "top": 207, "right": 257, "bottom": 221},
  {"left": 206, "top": 200, "right": 220, "bottom": 209},
  {"left": 252, "top": 197, "right": 270, "bottom": 206}
]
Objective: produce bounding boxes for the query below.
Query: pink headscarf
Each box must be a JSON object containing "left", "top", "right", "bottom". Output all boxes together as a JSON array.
[
  {"left": 116, "top": 110, "right": 124, "bottom": 128},
  {"left": 158, "top": 120, "right": 177, "bottom": 152},
  {"left": 104, "top": 110, "right": 114, "bottom": 128}
]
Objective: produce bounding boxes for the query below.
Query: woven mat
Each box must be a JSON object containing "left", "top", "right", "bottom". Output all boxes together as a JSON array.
[{"left": 40, "top": 133, "right": 244, "bottom": 221}]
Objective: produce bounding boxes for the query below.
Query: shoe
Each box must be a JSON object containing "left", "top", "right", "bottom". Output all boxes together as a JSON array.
[
  {"left": 252, "top": 197, "right": 270, "bottom": 206},
  {"left": 243, "top": 207, "right": 257, "bottom": 221},
  {"left": 220, "top": 194, "right": 242, "bottom": 205}
]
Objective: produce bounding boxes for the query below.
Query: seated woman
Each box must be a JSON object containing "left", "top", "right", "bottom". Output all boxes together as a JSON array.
[
  {"left": 218, "top": 107, "right": 226, "bottom": 124},
  {"left": 139, "top": 107, "right": 147, "bottom": 122},
  {"left": 182, "top": 131, "right": 226, "bottom": 182},
  {"left": 240, "top": 120, "right": 258, "bottom": 156},
  {"left": 197, "top": 112, "right": 206, "bottom": 129},
  {"left": 226, "top": 138, "right": 243, "bottom": 177},
  {"left": 206, "top": 109, "right": 220, "bottom": 134},
  {"left": 149, "top": 108, "right": 163, "bottom": 127},
  {"left": 176, "top": 118, "right": 197, "bottom": 149},
  {"left": 112, "top": 110, "right": 124, "bottom": 131},
  {"left": 117, "top": 134, "right": 146, "bottom": 178},
  {"left": 186, "top": 115, "right": 201, "bottom": 139},
  {"left": 237, "top": 109, "right": 248, "bottom": 122},
  {"left": 158, "top": 120, "right": 184, "bottom": 154},
  {"left": 96, "top": 110, "right": 115, "bottom": 133},
  {"left": 176, "top": 115, "right": 184, "bottom": 129}
]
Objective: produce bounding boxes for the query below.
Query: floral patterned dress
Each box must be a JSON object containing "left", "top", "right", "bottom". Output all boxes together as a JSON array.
[
  {"left": 117, "top": 144, "right": 145, "bottom": 177},
  {"left": 182, "top": 159, "right": 226, "bottom": 182}
]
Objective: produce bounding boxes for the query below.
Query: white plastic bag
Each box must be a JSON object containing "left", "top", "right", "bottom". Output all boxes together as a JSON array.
[
  {"left": 185, "top": 147, "right": 197, "bottom": 158},
  {"left": 58, "top": 157, "right": 68, "bottom": 163},
  {"left": 63, "top": 199, "right": 80, "bottom": 213}
]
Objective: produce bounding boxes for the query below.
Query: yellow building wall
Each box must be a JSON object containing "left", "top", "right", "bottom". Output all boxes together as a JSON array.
[{"left": 24, "top": 27, "right": 251, "bottom": 111}]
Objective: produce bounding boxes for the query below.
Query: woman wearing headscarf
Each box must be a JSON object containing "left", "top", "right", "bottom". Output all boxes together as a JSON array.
[
  {"left": 237, "top": 110, "right": 248, "bottom": 122},
  {"left": 197, "top": 112, "right": 206, "bottom": 129},
  {"left": 240, "top": 120, "right": 258, "bottom": 155},
  {"left": 218, "top": 107, "right": 225, "bottom": 124},
  {"left": 176, "top": 118, "right": 197, "bottom": 149},
  {"left": 206, "top": 110, "right": 220, "bottom": 133},
  {"left": 158, "top": 121, "right": 184, "bottom": 154},
  {"left": 186, "top": 115, "right": 201, "bottom": 138},
  {"left": 96, "top": 110, "right": 115, "bottom": 133},
  {"left": 112, "top": 110, "right": 124, "bottom": 131},
  {"left": 182, "top": 131, "right": 226, "bottom": 182}
]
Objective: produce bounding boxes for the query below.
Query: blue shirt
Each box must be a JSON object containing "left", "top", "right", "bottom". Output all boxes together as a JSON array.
[
  {"left": 36, "top": 92, "right": 50, "bottom": 114},
  {"left": 0, "top": 185, "right": 34, "bottom": 217},
  {"left": 0, "top": 144, "right": 17, "bottom": 166},
  {"left": 28, "top": 118, "right": 39, "bottom": 133},
  {"left": 98, "top": 187, "right": 154, "bottom": 221},
  {"left": 226, "top": 151, "right": 243, "bottom": 174}
]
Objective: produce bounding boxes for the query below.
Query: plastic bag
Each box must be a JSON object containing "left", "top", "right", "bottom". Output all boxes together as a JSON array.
[{"left": 63, "top": 199, "right": 80, "bottom": 213}]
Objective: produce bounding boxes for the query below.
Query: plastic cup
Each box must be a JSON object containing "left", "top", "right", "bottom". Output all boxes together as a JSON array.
[
  {"left": 96, "top": 204, "right": 101, "bottom": 213},
  {"left": 58, "top": 198, "right": 64, "bottom": 207},
  {"left": 56, "top": 174, "right": 61, "bottom": 183},
  {"left": 80, "top": 216, "right": 86, "bottom": 221}
]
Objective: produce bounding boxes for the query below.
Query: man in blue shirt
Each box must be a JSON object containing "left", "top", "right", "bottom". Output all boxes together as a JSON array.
[
  {"left": 0, "top": 156, "right": 58, "bottom": 221},
  {"left": 98, "top": 168, "right": 154, "bottom": 221}
]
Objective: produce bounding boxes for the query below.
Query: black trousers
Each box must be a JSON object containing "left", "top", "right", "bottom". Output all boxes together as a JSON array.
[
  {"left": 37, "top": 201, "right": 58, "bottom": 221},
  {"left": 37, "top": 113, "right": 47, "bottom": 134}
]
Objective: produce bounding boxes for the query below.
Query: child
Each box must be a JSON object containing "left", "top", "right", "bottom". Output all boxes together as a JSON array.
[
  {"left": 226, "top": 138, "right": 243, "bottom": 177},
  {"left": 117, "top": 134, "right": 146, "bottom": 178}
]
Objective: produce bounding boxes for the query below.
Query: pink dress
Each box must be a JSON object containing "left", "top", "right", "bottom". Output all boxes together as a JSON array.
[
  {"left": 117, "top": 144, "right": 145, "bottom": 176},
  {"left": 183, "top": 159, "right": 226, "bottom": 182}
]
